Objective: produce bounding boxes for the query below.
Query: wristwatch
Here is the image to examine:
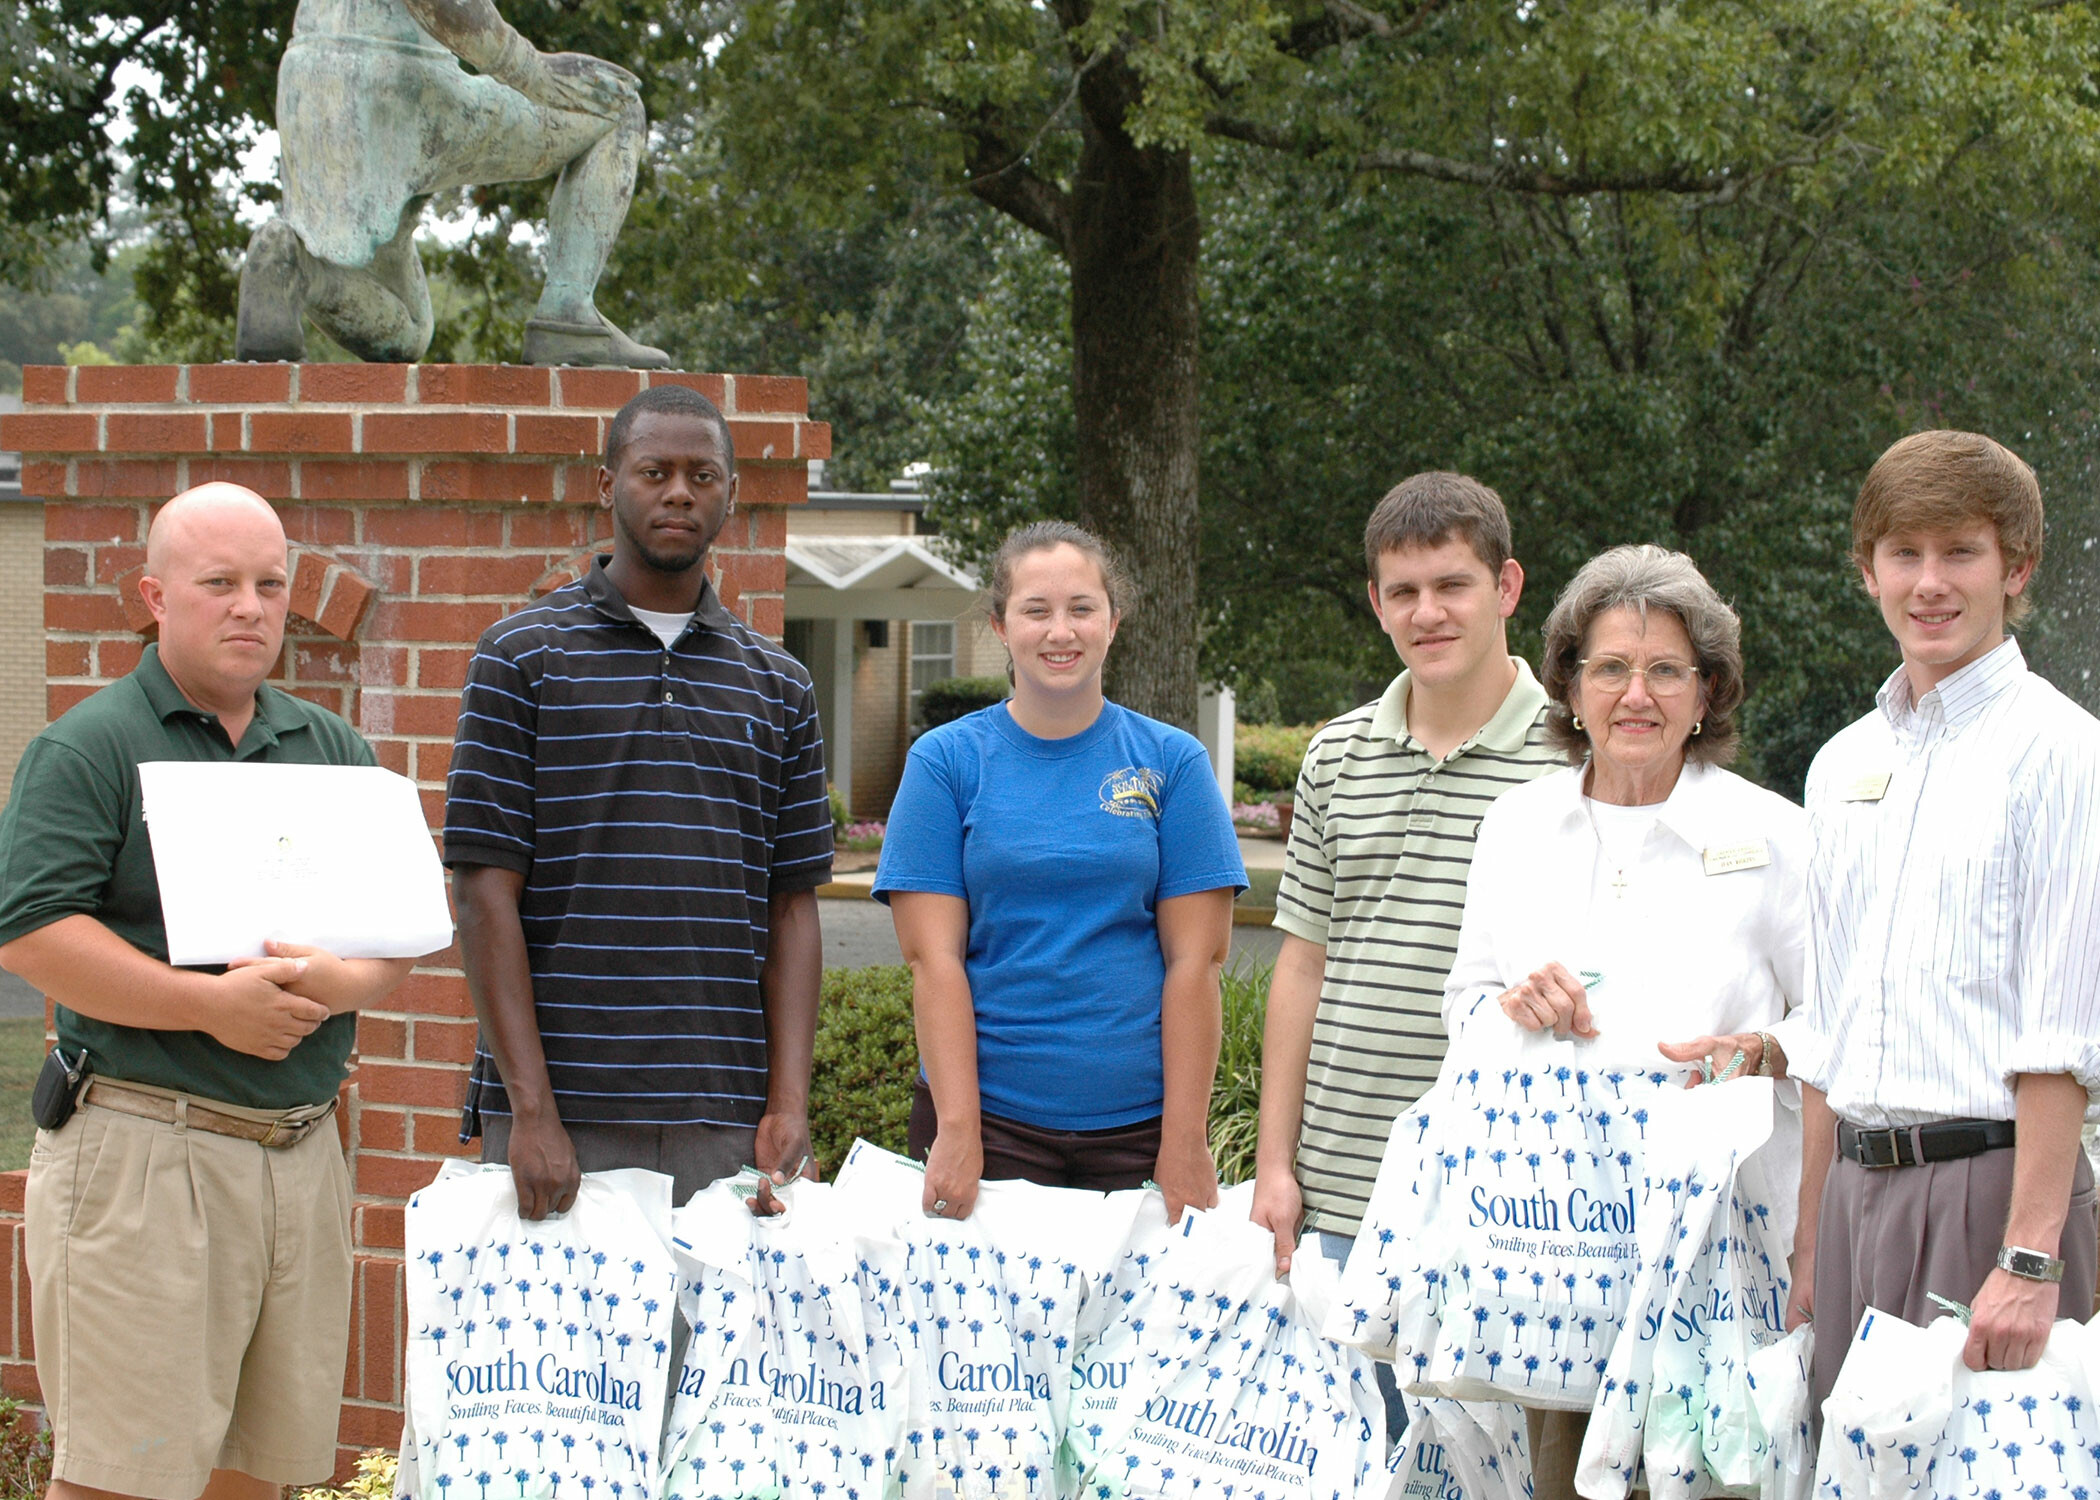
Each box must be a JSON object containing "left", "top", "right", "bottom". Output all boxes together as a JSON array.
[{"left": 1997, "top": 1245, "right": 2066, "bottom": 1284}]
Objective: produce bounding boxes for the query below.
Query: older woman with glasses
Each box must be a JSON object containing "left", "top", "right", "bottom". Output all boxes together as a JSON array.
[{"left": 1441, "top": 544, "right": 1808, "bottom": 1498}]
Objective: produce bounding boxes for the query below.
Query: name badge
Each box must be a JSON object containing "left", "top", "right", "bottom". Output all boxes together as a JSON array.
[
  {"left": 1842, "top": 771, "right": 1892, "bottom": 802},
  {"left": 1702, "top": 840, "right": 1771, "bottom": 876}
]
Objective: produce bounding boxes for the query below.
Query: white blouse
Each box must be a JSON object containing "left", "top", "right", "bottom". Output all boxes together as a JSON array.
[
  {"left": 1442, "top": 760, "right": 1810, "bottom": 1247},
  {"left": 1443, "top": 761, "right": 1808, "bottom": 1051}
]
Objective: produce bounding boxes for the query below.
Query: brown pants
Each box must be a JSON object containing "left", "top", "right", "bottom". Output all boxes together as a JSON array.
[
  {"left": 1523, "top": 1408, "right": 1589, "bottom": 1500},
  {"left": 1811, "top": 1141, "right": 2100, "bottom": 1421},
  {"left": 907, "top": 1078, "right": 1161, "bottom": 1190}
]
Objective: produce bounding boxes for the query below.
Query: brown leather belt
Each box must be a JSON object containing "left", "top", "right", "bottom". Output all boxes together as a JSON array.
[{"left": 82, "top": 1078, "right": 336, "bottom": 1149}]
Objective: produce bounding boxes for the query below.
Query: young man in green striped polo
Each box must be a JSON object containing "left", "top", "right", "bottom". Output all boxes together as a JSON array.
[{"left": 1251, "top": 473, "right": 1560, "bottom": 1344}]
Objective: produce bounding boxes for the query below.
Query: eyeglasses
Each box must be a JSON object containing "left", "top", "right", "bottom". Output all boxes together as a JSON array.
[{"left": 1578, "top": 656, "right": 1700, "bottom": 696}]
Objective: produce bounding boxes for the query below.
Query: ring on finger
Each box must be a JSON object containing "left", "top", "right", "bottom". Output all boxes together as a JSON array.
[
  {"left": 1714, "top": 1047, "right": 1747, "bottom": 1083},
  {"left": 931, "top": 1198, "right": 949, "bottom": 1216},
  {"left": 1698, "top": 1056, "right": 1715, "bottom": 1083}
]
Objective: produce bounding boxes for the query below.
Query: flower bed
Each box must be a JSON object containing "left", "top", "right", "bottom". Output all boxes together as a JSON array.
[{"left": 839, "top": 819, "right": 886, "bottom": 852}]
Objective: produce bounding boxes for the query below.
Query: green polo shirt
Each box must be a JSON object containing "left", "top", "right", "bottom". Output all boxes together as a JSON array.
[
  {"left": 0, "top": 644, "right": 372, "bottom": 1109},
  {"left": 1275, "top": 658, "right": 1560, "bottom": 1236}
]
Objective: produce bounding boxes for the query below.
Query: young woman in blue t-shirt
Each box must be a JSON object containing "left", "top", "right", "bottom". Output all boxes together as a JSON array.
[{"left": 873, "top": 522, "right": 1246, "bottom": 1225}]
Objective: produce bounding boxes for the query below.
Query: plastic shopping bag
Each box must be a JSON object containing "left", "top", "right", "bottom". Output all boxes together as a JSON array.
[
  {"left": 1386, "top": 1397, "right": 1532, "bottom": 1500},
  {"left": 1330, "top": 1020, "right": 1683, "bottom": 1410},
  {"left": 401, "top": 1161, "right": 678, "bottom": 1500},
  {"left": 831, "top": 1140, "right": 1147, "bottom": 1500},
  {"left": 1743, "top": 1326, "right": 1812, "bottom": 1500},
  {"left": 661, "top": 1174, "right": 907, "bottom": 1500},
  {"left": 1068, "top": 1184, "right": 1384, "bottom": 1500},
  {"left": 1812, "top": 1309, "right": 2100, "bottom": 1500},
  {"left": 1578, "top": 1079, "right": 1794, "bottom": 1500}
]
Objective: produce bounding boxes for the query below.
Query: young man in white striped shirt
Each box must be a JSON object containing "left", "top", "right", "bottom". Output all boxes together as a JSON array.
[{"left": 1754, "top": 430, "right": 2100, "bottom": 1411}]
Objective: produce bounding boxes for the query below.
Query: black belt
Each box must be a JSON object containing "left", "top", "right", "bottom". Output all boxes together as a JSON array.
[{"left": 1837, "top": 1117, "right": 2015, "bottom": 1169}]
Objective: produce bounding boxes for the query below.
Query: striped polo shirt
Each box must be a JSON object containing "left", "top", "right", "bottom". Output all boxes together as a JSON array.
[
  {"left": 443, "top": 559, "right": 834, "bottom": 1130},
  {"left": 1275, "top": 659, "right": 1558, "bottom": 1235}
]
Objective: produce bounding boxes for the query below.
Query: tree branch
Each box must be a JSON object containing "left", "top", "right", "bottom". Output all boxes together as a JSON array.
[
  {"left": 1277, "top": 0, "right": 1451, "bottom": 60},
  {"left": 962, "top": 112, "right": 1072, "bottom": 247},
  {"left": 1206, "top": 113, "right": 1796, "bottom": 206}
]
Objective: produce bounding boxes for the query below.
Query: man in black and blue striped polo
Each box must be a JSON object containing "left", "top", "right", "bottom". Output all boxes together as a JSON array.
[{"left": 444, "top": 384, "right": 834, "bottom": 1217}]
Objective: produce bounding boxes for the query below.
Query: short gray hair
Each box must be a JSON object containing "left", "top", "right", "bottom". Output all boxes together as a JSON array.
[{"left": 1539, "top": 545, "right": 1745, "bottom": 766}]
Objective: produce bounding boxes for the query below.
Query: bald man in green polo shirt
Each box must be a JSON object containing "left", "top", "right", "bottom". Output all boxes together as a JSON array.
[{"left": 0, "top": 484, "right": 413, "bottom": 1500}]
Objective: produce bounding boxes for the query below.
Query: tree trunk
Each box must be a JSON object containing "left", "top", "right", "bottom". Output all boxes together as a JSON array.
[{"left": 1065, "top": 99, "right": 1202, "bottom": 730}]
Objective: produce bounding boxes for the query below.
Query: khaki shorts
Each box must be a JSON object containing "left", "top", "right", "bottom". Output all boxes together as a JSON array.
[{"left": 26, "top": 1088, "right": 353, "bottom": 1499}]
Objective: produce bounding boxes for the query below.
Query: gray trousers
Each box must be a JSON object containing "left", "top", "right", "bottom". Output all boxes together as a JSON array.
[
  {"left": 479, "top": 1113, "right": 758, "bottom": 1205},
  {"left": 1811, "top": 1140, "right": 2100, "bottom": 1421}
]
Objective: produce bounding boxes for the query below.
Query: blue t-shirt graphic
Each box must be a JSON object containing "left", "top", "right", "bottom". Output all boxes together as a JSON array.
[{"left": 873, "top": 700, "right": 1247, "bottom": 1130}]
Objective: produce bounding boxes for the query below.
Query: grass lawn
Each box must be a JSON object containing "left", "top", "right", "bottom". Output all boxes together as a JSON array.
[{"left": 0, "top": 1018, "right": 45, "bottom": 1172}]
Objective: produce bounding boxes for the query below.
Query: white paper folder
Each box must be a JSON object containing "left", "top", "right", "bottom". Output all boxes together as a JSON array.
[{"left": 139, "top": 761, "right": 454, "bottom": 965}]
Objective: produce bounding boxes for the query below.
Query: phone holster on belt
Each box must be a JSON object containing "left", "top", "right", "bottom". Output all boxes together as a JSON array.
[{"left": 32, "top": 1046, "right": 91, "bottom": 1130}]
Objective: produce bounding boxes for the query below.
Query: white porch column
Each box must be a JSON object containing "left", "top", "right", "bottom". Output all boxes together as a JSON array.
[
  {"left": 1197, "top": 684, "right": 1236, "bottom": 802},
  {"left": 808, "top": 617, "right": 857, "bottom": 817}
]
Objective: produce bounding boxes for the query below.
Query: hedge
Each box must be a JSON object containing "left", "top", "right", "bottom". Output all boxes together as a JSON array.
[
  {"left": 810, "top": 965, "right": 920, "bottom": 1171},
  {"left": 917, "top": 675, "right": 1009, "bottom": 729},
  {"left": 1233, "top": 722, "right": 1320, "bottom": 794},
  {"left": 809, "top": 963, "right": 1271, "bottom": 1185}
]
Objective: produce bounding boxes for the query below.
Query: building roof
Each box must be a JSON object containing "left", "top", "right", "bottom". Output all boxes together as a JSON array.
[
  {"left": 784, "top": 535, "right": 981, "bottom": 622},
  {"left": 786, "top": 536, "right": 978, "bottom": 592}
]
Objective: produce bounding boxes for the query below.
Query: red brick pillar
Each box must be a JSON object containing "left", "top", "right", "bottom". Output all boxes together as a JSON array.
[{"left": 0, "top": 363, "right": 825, "bottom": 1468}]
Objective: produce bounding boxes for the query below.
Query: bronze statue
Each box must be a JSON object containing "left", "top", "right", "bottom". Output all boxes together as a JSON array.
[{"left": 236, "top": 0, "right": 669, "bottom": 368}]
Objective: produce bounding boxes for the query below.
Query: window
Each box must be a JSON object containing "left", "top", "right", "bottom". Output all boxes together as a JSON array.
[{"left": 909, "top": 621, "right": 955, "bottom": 720}]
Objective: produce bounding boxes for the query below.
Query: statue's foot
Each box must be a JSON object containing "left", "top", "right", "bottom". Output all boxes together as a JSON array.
[
  {"left": 522, "top": 313, "right": 672, "bottom": 370},
  {"left": 235, "top": 219, "right": 309, "bottom": 362}
]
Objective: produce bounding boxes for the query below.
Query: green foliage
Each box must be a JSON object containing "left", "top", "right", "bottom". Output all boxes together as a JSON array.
[
  {"left": 809, "top": 966, "right": 919, "bottom": 1175},
  {"left": 0, "top": 237, "right": 147, "bottom": 391},
  {"left": 11, "top": 0, "right": 2100, "bottom": 753},
  {"left": 1233, "top": 723, "right": 1318, "bottom": 795},
  {"left": 620, "top": 184, "right": 1001, "bottom": 495},
  {"left": 916, "top": 138, "right": 2100, "bottom": 796},
  {"left": 0, "top": 1020, "right": 46, "bottom": 1174},
  {"left": 0, "top": 1397, "right": 51, "bottom": 1500},
  {"left": 1231, "top": 746, "right": 1295, "bottom": 796},
  {"left": 1209, "top": 963, "right": 1269, "bottom": 1188},
  {"left": 916, "top": 676, "right": 1010, "bottom": 730},
  {"left": 810, "top": 959, "right": 1269, "bottom": 1190},
  {"left": 0, "top": 0, "right": 292, "bottom": 287}
]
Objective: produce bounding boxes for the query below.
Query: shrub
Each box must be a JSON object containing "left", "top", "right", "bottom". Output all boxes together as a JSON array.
[
  {"left": 1233, "top": 746, "right": 1297, "bottom": 795},
  {"left": 809, "top": 960, "right": 1269, "bottom": 1188},
  {"left": 827, "top": 784, "right": 849, "bottom": 833},
  {"left": 810, "top": 965, "right": 919, "bottom": 1172},
  {"left": 1210, "top": 964, "right": 1269, "bottom": 1186},
  {"left": 0, "top": 1399, "right": 50, "bottom": 1500},
  {"left": 917, "top": 676, "right": 1008, "bottom": 729},
  {"left": 1233, "top": 722, "right": 1320, "bottom": 793}
]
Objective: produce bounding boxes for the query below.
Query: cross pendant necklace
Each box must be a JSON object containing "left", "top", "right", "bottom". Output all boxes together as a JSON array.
[{"left": 1584, "top": 792, "right": 1632, "bottom": 900}]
